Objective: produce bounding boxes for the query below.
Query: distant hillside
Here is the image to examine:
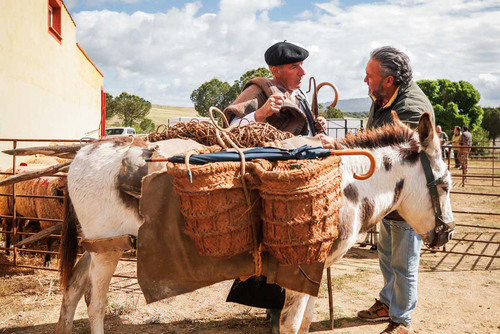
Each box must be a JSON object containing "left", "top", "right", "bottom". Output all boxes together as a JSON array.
[
  {"left": 106, "top": 104, "right": 198, "bottom": 128},
  {"left": 147, "top": 104, "right": 198, "bottom": 126},
  {"left": 323, "top": 97, "right": 372, "bottom": 112}
]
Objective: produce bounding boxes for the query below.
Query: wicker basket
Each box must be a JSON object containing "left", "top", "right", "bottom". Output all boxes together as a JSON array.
[
  {"left": 251, "top": 156, "right": 342, "bottom": 266},
  {"left": 167, "top": 161, "right": 261, "bottom": 258}
]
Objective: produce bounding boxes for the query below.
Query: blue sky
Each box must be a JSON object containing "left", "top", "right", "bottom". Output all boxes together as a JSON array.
[
  {"left": 65, "top": 0, "right": 500, "bottom": 107},
  {"left": 67, "top": 0, "right": 381, "bottom": 20}
]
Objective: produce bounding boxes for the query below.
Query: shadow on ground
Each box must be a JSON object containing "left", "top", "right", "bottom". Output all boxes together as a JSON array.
[{"left": 4, "top": 316, "right": 273, "bottom": 334}]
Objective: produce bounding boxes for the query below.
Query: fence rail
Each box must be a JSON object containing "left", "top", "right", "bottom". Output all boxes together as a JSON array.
[{"left": 1, "top": 137, "right": 499, "bottom": 276}]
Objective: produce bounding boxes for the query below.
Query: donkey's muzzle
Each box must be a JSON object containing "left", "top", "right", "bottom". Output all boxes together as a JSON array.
[
  {"left": 424, "top": 221, "right": 455, "bottom": 249},
  {"left": 433, "top": 229, "right": 454, "bottom": 248}
]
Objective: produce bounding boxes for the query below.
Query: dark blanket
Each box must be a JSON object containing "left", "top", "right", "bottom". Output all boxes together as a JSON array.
[
  {"left": 137, "top": 171, "right": 325, "bottom": 304},
  {"left": 226, "top": 276, "right": 285, "bottom": 309}
]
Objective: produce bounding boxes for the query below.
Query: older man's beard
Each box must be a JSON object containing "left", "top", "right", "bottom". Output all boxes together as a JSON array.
[{"left": 371, "top": 81, "right": 389, "bottom": 101}]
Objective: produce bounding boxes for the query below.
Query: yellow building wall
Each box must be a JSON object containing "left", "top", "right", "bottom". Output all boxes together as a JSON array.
[{"left": 0, "top": 0, "right": 103, "bottom": 168}]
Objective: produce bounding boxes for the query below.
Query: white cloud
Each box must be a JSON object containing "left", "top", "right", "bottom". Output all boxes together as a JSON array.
[
  {"left": 296, "top": 10, "right": 313, "bottom": 20},
  {"left": 315, "top": 0, "right": 343, "bottom": 16},
  {"left": 74, "top": 0, "right": 500, "bottom": 107}
]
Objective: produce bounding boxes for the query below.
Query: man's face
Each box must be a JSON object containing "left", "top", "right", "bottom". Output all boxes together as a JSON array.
[
  {"left": 364, "top": 58, "right": 389, "bottom": 100},
  {"left": 274, "top": 61, "right": 306, "bottom": 92}
]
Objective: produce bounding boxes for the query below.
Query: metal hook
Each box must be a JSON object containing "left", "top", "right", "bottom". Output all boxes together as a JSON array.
[{"left": 306, "top": 77, "right": 317, "bottom": 94}]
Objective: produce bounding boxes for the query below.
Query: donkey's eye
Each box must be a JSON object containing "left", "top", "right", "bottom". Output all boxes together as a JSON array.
[{"left": 442, "top": 187, "right": 449, "bottom": 193}]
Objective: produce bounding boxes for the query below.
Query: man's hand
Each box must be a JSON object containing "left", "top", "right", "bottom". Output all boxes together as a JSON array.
[
  {"left": 255, "top": 94, "right": 286, "bottom": 122},
  {"left": 314, "top": 116, "right": 327, "bottom": 133},
  {"left": 316, "top": 133, "right": 335, "bottom": 149}
]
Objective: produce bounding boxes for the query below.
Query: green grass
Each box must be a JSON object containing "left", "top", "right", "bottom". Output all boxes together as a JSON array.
[{"left": 106, "top": 104, "right": 198, "bottom": 128}]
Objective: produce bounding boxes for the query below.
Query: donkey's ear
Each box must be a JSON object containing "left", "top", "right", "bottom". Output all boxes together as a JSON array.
[
  {"left": 391, "top": 110, "right": 406, "bottom": 128},
  {"left": 417, "top": 112, "right": 438, "bottom": 150}
]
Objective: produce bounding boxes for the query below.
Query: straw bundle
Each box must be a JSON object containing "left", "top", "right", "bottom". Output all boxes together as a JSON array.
[
  {"left": 167, "top": 161, "right": 261, "bottom": 258},
  {"left": 252, "top": 156, "right": 343, "bottom": 266}
]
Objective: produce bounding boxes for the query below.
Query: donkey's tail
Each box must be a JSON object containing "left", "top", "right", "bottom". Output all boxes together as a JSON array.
[{"left": 59, "top": 188, "right": 79, "bottom": 290}]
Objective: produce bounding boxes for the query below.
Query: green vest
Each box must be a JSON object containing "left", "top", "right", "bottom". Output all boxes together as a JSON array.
[{"left": 366, "top": 81, "right": 434, "bottom": 130}]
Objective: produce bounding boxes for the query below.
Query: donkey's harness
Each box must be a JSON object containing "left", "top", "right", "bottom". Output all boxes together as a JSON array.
[{"left": 419, "top": 150, "right": 455, "bottom": 248}]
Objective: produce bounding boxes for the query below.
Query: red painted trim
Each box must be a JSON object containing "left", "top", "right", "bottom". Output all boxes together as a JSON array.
[
  {"left": 48, "top": 0, "right": 62, "bottom": 44},
  {"left": 48, "top": 26, "right": 62, "bottom": 44},
  {"left": 101, "top": 87, "right": 106, "bottom": 138}
]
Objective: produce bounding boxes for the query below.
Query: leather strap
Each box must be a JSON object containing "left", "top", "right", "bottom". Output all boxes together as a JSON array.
[{"left": 81, "top": 234, "right": 136, "bottom": 253}]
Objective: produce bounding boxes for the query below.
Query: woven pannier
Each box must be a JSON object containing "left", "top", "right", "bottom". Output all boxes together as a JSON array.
[
  {"left": 252, "top": 155, "right": 342, "bottom": 266},
  {"left": 167, "top": 161, "right": 261, "bottom": 258}
]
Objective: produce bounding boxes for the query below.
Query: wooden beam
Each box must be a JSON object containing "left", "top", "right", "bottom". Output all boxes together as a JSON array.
[
  {"left": 2, "top": 144, "right": 83, "bottom": 158},
  {"left": 15, "top": 223, "right": 62, "bottom": 248},
  {"left": 0, "top": 161, "right": 71, "bottom": 187}
]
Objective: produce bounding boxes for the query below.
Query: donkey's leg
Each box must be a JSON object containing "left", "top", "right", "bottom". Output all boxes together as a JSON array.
[
  {"left": 87, "top": 250, "right": 123, "bottom": 334},
  {"left": 56, "top": 252, "right": 91, "bottom": 334},
  {"left": 298, "top": 295, "right": 316, "bottom": 333},
  {"left": 280, "top": 290, "right": 311, "bottom": 334}
]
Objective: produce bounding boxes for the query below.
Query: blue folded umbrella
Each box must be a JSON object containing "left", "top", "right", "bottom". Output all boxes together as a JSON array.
[{"left": 166, "top": 145, "right": 331, "bottom": 165}]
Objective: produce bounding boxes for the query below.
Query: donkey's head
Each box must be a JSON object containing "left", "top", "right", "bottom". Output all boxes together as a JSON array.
[{"left": 394, "top": 112, "right": 455, "bottom": 248}]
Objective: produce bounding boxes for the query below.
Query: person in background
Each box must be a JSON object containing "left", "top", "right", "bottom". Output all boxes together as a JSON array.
[
  {"left": 436, "top": 125, "right": 448, "bottom": 159},
  {"left": 459, "top": 125, "right": 473, "bottom": 172},
  {"left": 451, "top": 126, "right": 462, "bottom": 168},
  {"left": 357, "top": 46, "right": 435, "bottom": 334}
]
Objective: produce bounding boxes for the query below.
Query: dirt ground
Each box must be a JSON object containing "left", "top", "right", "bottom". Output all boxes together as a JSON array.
[
  {"left": 1, "top": 159, "right": 499, "bottom": 334},
  {"left": 0, "top": 242, "right": 499, "bottom": 334}
]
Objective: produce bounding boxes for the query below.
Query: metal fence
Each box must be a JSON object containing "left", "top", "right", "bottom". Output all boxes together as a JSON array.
[
  {"left": 325, "top": 119, "right": 364, "bottom": 139},
  {"left": 1, "top": 138, "right": 499, "bottom": 275},
  {"left": 363, "top": 144, "right": 500, "bottom": 262}
]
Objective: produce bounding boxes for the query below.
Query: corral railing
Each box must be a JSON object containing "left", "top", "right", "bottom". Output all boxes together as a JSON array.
[
  {"left": 1, "top": 138, "right": 499, "bottom": 276},
  {"left": 364, "top": 144, "right": 500, "bottom": 263},
  {"left": 0, "top": 138, "right": 78, "bottom": 271},
  {"left": 0, "top": 138, "right": 134, "bottom": 279},
  {"left": 325, "top": 119, "right": 364, "bottom": 139}
]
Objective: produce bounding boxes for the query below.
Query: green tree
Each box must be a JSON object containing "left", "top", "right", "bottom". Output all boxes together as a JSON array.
[
  {"left": 105, "top": 93, "right": 118, "bottom": 119},
  {"left": 113, "top": 92, "right": 152, "bottom": 127},
  {"left": 433, "top": 102, "right": 469, "bottom": 132},
  {"left": 232, "top": 67, "right": 272, "bottom": 93},
  {"left": 482, "top": 107, "right": 500, "bottom": 145},
  {"left": 416, "top": 79, "right": 483, "bottom": 132},
  {"left": 190, "top": 78, "right": 235, "bottom": 117},
  {"left": 319, "top": 105, "right": 344, "bottom": 118},
  {"left": 140, "top": 118, "right": 156, "bottom": 133},
  {"left": 471, "top": 126, "right": 490, "bottom": 154},
  {"left": 190, "top": 68, "right": 273, "bottom": 118}
]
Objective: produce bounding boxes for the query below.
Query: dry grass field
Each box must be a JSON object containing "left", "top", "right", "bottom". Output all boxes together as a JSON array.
[
  {"left": 106, "top": 104, "right": 198, "bottom": 128},
  {"left": 0, "top": 158, "right": 499, "bottom": 334}
]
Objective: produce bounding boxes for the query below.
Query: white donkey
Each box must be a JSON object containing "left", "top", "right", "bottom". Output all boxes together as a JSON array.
[{"left": 56, "top": 112, "right": 454, "bottom": 334}]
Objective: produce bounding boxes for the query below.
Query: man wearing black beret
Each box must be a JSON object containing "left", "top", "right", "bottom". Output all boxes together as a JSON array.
[
  {"left": 224, "top": 41, "right": 328, "bottom": 334},
  {"left": 224, "top": 41, "right": 327, "bottom": 136}
]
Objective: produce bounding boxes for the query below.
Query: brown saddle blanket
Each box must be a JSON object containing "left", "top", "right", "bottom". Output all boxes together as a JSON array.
[{"left": 137, "top": 138, "right": 326, "bottom": 304}]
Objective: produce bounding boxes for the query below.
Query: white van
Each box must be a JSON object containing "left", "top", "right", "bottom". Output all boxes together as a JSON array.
[{"left": 105, "top": 127, "right": 136, "bottom": 137}]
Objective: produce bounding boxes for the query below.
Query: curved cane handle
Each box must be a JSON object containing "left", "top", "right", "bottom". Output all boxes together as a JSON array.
[
  {"left": 316, "top": 82, "right": 340, "bottom": 109},
  {"left": 331, "top": 149, "right": 376, "bottom": 180}
]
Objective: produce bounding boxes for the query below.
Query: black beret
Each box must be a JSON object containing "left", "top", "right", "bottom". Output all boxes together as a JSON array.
[{"left": 264, "top": 41, "right": 309, "bottom": 66}]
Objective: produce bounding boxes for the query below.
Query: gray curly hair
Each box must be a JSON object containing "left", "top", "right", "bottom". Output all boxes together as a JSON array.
[{"left": 370, "top": 46, "right": 413, "bottom": 86}]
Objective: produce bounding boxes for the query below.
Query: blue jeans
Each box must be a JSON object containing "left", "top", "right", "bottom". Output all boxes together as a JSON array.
[{"left": 378, "top": 219, "right": 422, "bottom": 326}]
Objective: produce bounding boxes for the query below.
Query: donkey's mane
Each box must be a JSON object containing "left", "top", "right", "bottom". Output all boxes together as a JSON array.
[{"left": 334, "top": 122, "right": 420, "bottom": 162}]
